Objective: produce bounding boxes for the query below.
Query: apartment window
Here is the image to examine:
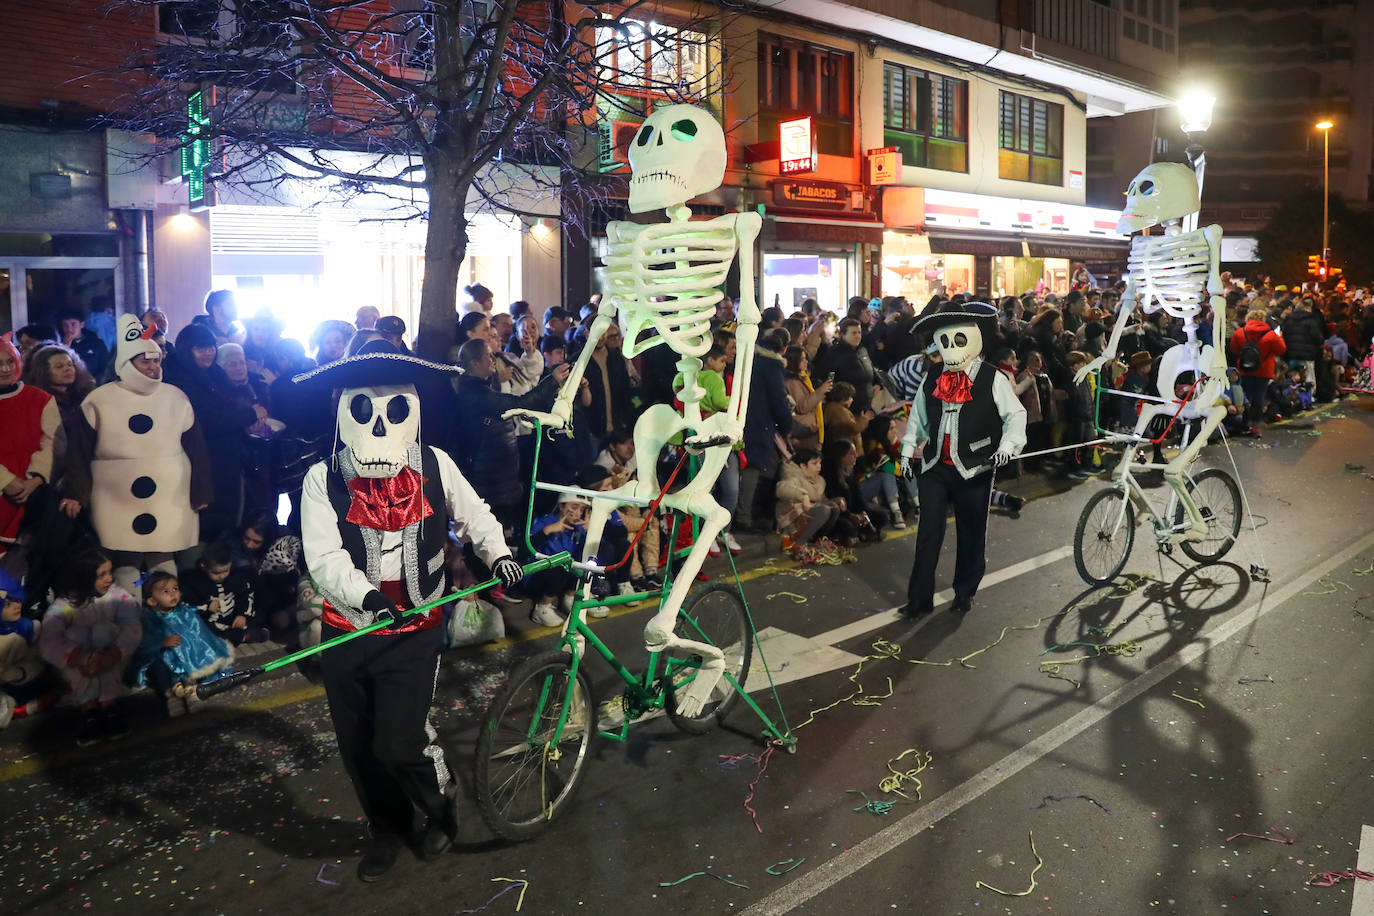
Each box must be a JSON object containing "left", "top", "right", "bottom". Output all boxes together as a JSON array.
[
  {"left": 1123, "top": 0, "right": 1177, "bottom": 53},
  {"left": 757, "top": 34, "right": 853, "bottom": 157},
  {"left": 596, "top": 19, "right": 710, "bottom": 99},
  {"left": 158, "top": 0, "right": 221, "bottom": 39},
  {"left": 882, "top": 63, "right": 967, "bottom": 172},
  {"left": 998, "top": 91, "right": 1063, "bottom": 185}
]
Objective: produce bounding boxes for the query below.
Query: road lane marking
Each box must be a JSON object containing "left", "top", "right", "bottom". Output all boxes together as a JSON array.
[
  {"left": 812, "top": 545, "right": 1074, "bottom": 647},
  {"left": 738, "top": 528, "right": 1374, "bottom": 916},
  {"left": 1354, "top": 824, "right": 1374, "bottom": 916},
  {"left": 744, "top": 627, "right": 866, "bottom": 693}
]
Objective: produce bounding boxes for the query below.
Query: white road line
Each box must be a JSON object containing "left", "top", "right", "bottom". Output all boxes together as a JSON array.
[
  {"left": 738, "top": 529, "right": 1374, "bottom": 916},
  {"left": 812, "top": 545, "right": 1074, "bottom": 647},
  {"left": 1353, "top": 824, "right": 1374, "bottom": 916}
]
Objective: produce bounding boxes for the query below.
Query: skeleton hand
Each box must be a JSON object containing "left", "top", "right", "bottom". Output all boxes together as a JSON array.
[
  {"left": 502, "top": 401, "right": 570, "bottom": 430},
  {"left": 1074, "top": 357, "right": 1109, "bottom": 385},
  {"left": 991, "top": 446, "right": 1017, "bottom": 468},
  {"left": 493, "top": 557, "right": 525, "bottom": 590},
  {"left": 899, "top": 455, "right": 921, "bottom": 479},
  {"left": 686, "top": 421, "right": 742, "bottom": 452}
]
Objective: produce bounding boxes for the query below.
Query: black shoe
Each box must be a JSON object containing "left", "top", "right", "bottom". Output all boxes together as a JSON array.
[
  {"left": 101, "top": 705, "right": 130, "bottom": 740},
  {"left": 950, "top": 596, "right": 973, "bottom": 615},
  {"left": 898, "top": 603, "right": 932, "bottom": 619},
  {"left": 75, "top": 714, "right": 103, "bottom": 747},
  {"left": 418, "top": 795, "right": 458, "bottom": 860},
  {"left": 1001, "top": 494, "right": 1024, "bottom": 518},
  {"left": 357, "top": 833, "right": 404, "bottom": 882}
]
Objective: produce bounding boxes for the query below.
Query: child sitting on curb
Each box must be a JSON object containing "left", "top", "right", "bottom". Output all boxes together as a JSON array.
[{"left": 131, "top": 571, "right": 234, "bottom": 716}]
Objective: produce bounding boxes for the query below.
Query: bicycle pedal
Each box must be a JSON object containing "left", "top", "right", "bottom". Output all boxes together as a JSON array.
[{"left": 1249, "top": 564, "right": 1271, "bottom": 582}]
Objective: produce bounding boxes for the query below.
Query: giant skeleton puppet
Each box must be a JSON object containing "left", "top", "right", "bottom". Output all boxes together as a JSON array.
[
  {"left": 296, "top": 340, "right": 524, "bottom": 880},
  {"left": 1073, "top": 162, "right": 1228, "bottom": 544},
  {"left": 505, "top": 104, "right": 762, "bottom": 717}
]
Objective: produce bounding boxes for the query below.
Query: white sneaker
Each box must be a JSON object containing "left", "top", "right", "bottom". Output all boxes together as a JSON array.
[
  {"left": 585, "top": 605, "right": 610, "bottom": 618},
  {"left": 724, "top": 532, "right": 743, "bottom": 554},
  {"left": 616, "top": 582, "right": 636, "bottom": 596},
  {"left": 708, "top": 541, "right": 722, "bottom": 557},
  {"left": 530, "top": 602, "right": 562, "bottom": 627},
  {"left": 889, "top": 504, "right": 906, "bottom": 530},
  {"left": 0, "top": 693, "right": 14, "bottom": 729}
]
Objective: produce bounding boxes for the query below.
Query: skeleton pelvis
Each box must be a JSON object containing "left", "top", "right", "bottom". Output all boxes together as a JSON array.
[{"left": 633, "top": 404, "right": 730, "bottom": 510}]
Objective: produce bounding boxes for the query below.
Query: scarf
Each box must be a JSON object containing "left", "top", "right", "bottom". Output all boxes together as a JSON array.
[{"left": 345, "top": 466, "right": 433, "bottom": 532}]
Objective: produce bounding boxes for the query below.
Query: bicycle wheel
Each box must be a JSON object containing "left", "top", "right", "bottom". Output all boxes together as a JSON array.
[
  {"left": 663, "top": 583, "right": 754, "bottom": 735},
  {"left": 1175, "top": 468, "right": 1242, "bottom": 563},
  {"left": 1074, "top": 489, "right": 1136, "bottom": 586},
  {"left": 474, "top": 651, "right": 596, "bottom": 841}
]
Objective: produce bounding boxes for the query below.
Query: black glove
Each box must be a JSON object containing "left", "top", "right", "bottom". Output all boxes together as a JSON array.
[
  {"left": 361, "top": 589, "right": 396, "bottom": 624},
  {"left": 493, "top": 557, "right": 524, "bottom": 589}
]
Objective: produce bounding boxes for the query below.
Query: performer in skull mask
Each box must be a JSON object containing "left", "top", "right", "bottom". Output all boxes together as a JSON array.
[
  {"left": 899, "top": 302, "right": 1025, "bottom": 618},
  {"left": 295, "top": 339, "right": 524, "bottom": 882}
]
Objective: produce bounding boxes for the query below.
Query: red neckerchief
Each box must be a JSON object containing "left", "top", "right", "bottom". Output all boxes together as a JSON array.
[
  {"left": 998, "top": 361, "right": 1017, "bottom": 375},
  {"left": 933, "top": 369, "right": 973, "bottom": 403},
  {"left": 345, "top": 466, "right": 433, "bottom": 532}
]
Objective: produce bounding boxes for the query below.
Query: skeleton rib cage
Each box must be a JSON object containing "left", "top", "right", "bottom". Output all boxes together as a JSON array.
[
  {"left": 604, "top": 215, "right": 740, "bottom": 360},
  {"left": 1128, "top": 232, "right": 1212, "bottom": 320}
]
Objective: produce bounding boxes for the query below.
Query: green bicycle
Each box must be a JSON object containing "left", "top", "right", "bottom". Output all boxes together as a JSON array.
[{"left": 472, "top": 422, "right": 793, "bottom": 841}]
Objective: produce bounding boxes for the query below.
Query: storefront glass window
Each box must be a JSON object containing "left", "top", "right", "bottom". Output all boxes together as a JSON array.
[
  {"left": 763, "top": 253, "right": 849, "bottom": 314},
  {"left": 880, "top": 232, "right": 973, "bottom": 303},
  {"left": 991, "top": 256, "right": 1069, "bottom": 299}
]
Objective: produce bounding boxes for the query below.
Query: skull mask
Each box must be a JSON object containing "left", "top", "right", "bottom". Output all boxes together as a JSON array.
[
  {"left": 1117, "top": 162, "right": 1199, "bottom": 234},
  {"left": 627, "top": 104, "right": 726, "bottom": 214},
  {"left": 934, "top": 320, "right": 983, "bottom": 373},
  {"left": 338, "top": 384, "right": 419, "bottom": 478}
]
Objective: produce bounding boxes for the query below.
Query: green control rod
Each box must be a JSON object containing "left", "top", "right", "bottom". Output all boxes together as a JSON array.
[{"left": 197, "top": 553, "right": 573, "bottom": 699}]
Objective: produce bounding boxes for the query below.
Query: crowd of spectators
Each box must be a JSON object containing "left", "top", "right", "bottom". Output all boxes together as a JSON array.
[{"left": 3, "top": 272, "right": 1373, "bottom": 742}]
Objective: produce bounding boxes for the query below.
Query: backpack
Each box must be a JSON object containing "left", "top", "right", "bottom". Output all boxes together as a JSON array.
[{"left": 1236, "top": 328, "right": 1263, "bottom": 373}]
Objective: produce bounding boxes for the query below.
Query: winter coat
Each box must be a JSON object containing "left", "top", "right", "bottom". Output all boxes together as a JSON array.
[
  {"left": 583, "top": 348, "right": 634, "bottom": 438},
  {"left": 448, "top": 372, "right": 559, "bottom": 510},
  {"left": 131, "top": 603, "right": 234, "bottom": 686},
  {"left": 163, "top": 354, "right": 258, "bottom": 534},
  {"left": 786, "top": 373, "right": 825, "bottom": 438},
  {"left": 774, "top": 460, "right": 827, "bottom": 533},
  {"left": 817, "top": 340, "right": 876, "bottom": 412},
  {"left": 1229, "top": 320, "right": 1287, "bottom": 379},
  {"left": 742, "top": 348, "right": 792, "bottom": 477},
  {"left": 38, "top": 587, "right": 142, "bottom": 703},
  {"left": 1280, "top": 309, "right": 1325, "bottom": 361},
  {"left": 180, "top": 567, "right": 257, "bottom": 637},
  {"left": 822, "top": 401, "right": 870, "bottom": 452}
]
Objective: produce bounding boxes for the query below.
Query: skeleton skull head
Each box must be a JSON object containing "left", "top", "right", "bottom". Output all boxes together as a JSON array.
[
  {"left": 933, "top": 320, "right": 983, "bottom": 373},
  {"left": 337, "top": 384, "right": 419, "bottom": 478},
  {"left": 627, "top": 104, "right": 726, "bottom": 214},
  {"left": 1117, "top": 162, "right": 1200, "bottom": 234}
]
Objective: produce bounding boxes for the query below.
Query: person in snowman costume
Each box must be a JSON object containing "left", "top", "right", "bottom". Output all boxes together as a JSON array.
[
  {"left": 62, "top": 316, "right": 212, "bottom": 596},
  {"left": 899, "top": 302, "right": 1025, "bottom": 618},
  {"left": 295, "top": 338, "right": 524, "bottom": 882}
]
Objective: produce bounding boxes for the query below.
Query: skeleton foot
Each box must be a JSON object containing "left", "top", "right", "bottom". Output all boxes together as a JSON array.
[{"left": 646, "top": 627, "right": 727, "bottom": 718}]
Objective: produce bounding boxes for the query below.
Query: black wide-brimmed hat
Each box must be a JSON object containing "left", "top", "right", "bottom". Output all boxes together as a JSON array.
[
  {"left": 912, "top": 300, "right": 999, "bottom": 335},
  {"left": 291, "top": 337, "right": 460, "bottom": 389}
]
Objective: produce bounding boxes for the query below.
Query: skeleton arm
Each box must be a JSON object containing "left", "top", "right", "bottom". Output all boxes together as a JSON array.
[
  {"left": 1075, "top": 272, "right": 1139, "bottom": 384},
  {"left": 1203, "top": 225, "right": 1228, "bottom": 376}
]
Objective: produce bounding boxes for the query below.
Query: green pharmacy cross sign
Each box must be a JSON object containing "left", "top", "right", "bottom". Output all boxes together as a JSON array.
[{"left": 182, "top": 90, "right": 210, "bottom": 207}]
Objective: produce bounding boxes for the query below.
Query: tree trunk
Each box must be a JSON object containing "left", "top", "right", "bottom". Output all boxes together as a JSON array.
[{"left": 417, "top": 160, "right": 468, "bottom": 361}]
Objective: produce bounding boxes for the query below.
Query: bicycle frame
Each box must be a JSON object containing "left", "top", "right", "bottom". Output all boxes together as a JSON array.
[
  {"left": 516, "top": 421, "right": 793, "bottom": 749},
  {"left": 1100, "top": 429, "right": 1201, "bottom": 544}
]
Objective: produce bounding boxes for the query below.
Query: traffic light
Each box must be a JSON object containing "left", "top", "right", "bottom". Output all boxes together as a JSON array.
[
  {"left": 1317, "top": 262, "right": 1328, "bottom": 280},
  {"left": 1307, "top": 253, "right": 1321, "bottom": 275}
]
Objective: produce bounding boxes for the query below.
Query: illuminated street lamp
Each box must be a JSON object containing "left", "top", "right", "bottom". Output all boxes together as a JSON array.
[
  {"left": 1315, "top": 119, "right": 1333, "bottom": 283},
  {"left": 1177, "top": 91, "right": 1215, "bottom": 231}
]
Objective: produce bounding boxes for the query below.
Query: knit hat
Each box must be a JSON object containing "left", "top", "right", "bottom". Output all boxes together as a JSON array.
[
  {"left": 0, "top": 334, "right": 20, "bottom": 387},
  {"left": 114, "top": 314, "right": 162, "bottom": 392},
  {"left": 215, "top": 342, "right": 246, "bottom": 369},
  {"left": 0, "top": 568, "right": 24, "bottom": 606}
]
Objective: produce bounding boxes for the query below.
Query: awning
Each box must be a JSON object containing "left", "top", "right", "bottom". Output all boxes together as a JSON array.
[
  {"left": 1025, "top": 240, "right": 1129, "bottom": 261},
  {"left": 926, "top": 233, "right": 1024, "bottom": 257}
]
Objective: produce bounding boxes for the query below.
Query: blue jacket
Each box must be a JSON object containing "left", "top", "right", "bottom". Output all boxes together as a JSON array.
[
  {"left": 524, "top": 510, "right": 624, "bottom": 572},
  {"left": 742, "top": 348, "right": 792, "bottom": 475}
]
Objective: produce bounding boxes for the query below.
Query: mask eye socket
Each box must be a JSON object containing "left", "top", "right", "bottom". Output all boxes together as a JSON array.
[
  {"left": 1140, "top": 180, "right": 1155, "bottom": 194},
  {"left": 670, "top": 118, "right": 698, "bottom": 141},
  {"left": 953, "top": 332, "right": 968, "bottom": 347},
  {"left": 635, "top": 125, "right": 654, "bottom": 147},
  {"left": 349, "top": 394, "right": 373, "bottom": 424},
  {"left": 386, "top": 395, "right": 410, "bottom": 424},
  {"left": 1126, "top": 182, "right": 1136, "bottom": 196},
  {"left": 939, "top": 333, "right": 950, "bottom": 348}
]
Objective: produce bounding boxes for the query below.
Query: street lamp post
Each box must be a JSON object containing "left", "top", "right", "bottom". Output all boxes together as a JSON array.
[
  {"left": 1315, "top": 119, "right": 1333, "bottom": 286},
  {"left": 1178, "top": 92, "right": 1216, "bottom": 233}
]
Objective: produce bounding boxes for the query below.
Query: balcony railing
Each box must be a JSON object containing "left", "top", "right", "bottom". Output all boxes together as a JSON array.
[{"left": 1034, "top": 0, "right": 1119, "bottom": 61}]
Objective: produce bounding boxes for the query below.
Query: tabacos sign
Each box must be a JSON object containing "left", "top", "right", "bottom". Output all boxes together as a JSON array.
[{"left": 772, "top": 179, "right": 851, "bottom": 211}]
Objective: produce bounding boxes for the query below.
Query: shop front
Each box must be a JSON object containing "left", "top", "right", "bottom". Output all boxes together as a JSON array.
[
  {"left": 880, "top": 187, "right": 1127, "bottom": 302},
  {"left": 763, "top": 178, "right": 881, "bottom": 315}
]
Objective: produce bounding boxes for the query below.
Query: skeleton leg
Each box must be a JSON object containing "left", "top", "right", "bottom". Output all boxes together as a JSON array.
[
  {"left": 1164, "top": 403, "right": 1228, "bottom": 542},
  {"left": 641, "top": 434, "right": 731, "bottom": 718}
]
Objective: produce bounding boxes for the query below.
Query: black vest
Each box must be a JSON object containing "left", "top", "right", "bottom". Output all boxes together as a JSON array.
[
  {"left": 325, "top": 445, "right": 449, "bottom": 610},
  {"left": 921, "top": 364, "right": 1003, "bottom": 471}
]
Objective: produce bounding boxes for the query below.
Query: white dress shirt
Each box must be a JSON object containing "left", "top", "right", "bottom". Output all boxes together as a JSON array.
[{"left": 900, "top": 357, "right": 1027, "bottom": 480}]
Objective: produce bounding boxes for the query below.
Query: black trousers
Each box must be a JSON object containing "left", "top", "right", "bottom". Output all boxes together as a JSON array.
[
  {"left": 907, "top": 463, "right": 994, "bottom": 613},
  {"left": 321, "top": 623, "right": 450, "bottom": 838}
]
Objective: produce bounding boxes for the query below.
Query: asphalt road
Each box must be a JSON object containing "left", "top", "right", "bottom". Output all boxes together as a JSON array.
[{"left": 2, "top": 397, "right": 1373, "bottom": 916}]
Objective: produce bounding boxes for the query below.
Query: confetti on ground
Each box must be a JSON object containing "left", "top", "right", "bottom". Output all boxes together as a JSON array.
[
  {"left": 314, "top": 863, "right": 341, "bottom": 886},
  {"left": 1237, "top": 675, "right": 1275, "bottom": 685},
  {"left": 975, "top": 832, "right": 1045, "bottom": 897},
  {"left": 1171, "top": 692, "right": 1206, "bottom": 708},
  {"left": 659, "top": 870, "right": 750, "bottom": 889},
  {"left": 1225, "top": 827, "right": 1292, "bottom": 845},
  {"left": 1308, "top": 869, "right": 1374, "bottom": 887},
  {"left": 1303, "top": 577, "right": 1354, "bottom": 596},
  {"left": 848, "top": 789, "right": 897, "bottom": 816},
  {"left": 765, "top": 591, "right": 807, "bottom": 604},
  {"left": 1346, "top": 463, "right": 1367, "bottom": 472},
  {"left": 1031, "top": 794, "right": 1111, "bottom": 814},
  {"left": 878, "top": 748, "right": 932, "bottom": 800},
  {"left": 460, "top": 877, "right": 530, "bottom": 913},
  {"left": 765, "top": 858, "right": 806, "bottom": 875},
  {"left": 1038, "top": 641, "right": 1142, "bottom": 689}
]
